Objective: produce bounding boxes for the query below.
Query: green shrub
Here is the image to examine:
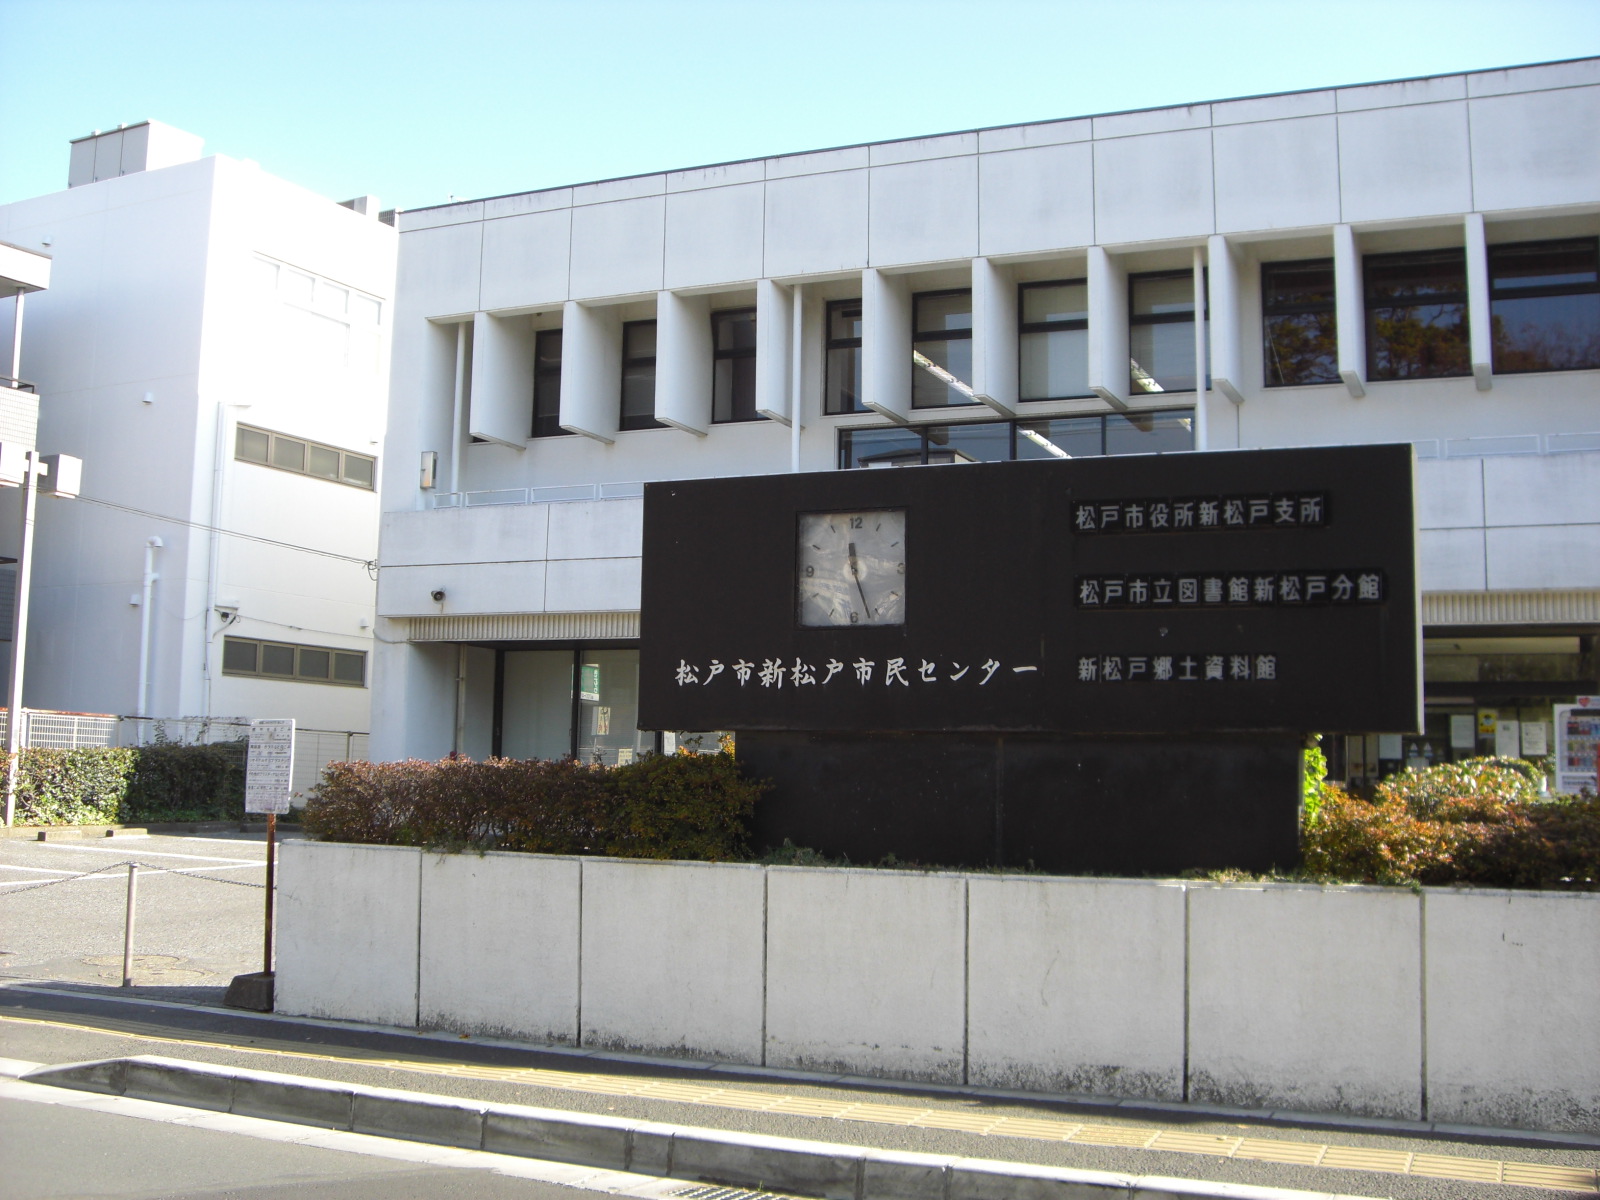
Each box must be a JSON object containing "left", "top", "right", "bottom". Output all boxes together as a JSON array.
[
  {"left": 12, "top": 741, "right": 246, "bottom": 825},
  {"left": 304, "top": 749, "right": 766, "bottom": 861},
  {"left": 1303, "top": 757, "right": 1600, "bottom": 888}
]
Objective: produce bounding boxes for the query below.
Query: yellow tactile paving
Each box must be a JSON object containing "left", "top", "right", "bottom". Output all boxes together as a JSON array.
[{"left": 2, "top": 1012, "right": 1595, "bottom": 1194}]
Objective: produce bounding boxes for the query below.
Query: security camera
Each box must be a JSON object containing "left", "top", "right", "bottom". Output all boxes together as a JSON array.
[{"left": 430, "top": 589, "right": 446, "bottom": 602}]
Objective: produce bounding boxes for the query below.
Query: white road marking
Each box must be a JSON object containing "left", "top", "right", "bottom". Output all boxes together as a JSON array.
[
  {"left": 0, "top": 862, "right": 263, "bottom": 888},
  {"left": 21, "top": 843, "right": 258, "bottom": 864}
]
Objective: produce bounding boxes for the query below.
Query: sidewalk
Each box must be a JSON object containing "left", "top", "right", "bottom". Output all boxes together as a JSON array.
[{"left": 1, "top": 981, "right": 1595, "bottom": 1200}]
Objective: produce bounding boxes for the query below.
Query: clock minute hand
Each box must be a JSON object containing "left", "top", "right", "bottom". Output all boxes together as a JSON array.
[{"left": 848, "top": 542, "right": 873, "bottom": 619}]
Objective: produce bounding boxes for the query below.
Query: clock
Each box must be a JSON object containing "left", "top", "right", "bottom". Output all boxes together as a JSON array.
[{"left": 797, "top": 509, "right": 906, "bottom": 627}]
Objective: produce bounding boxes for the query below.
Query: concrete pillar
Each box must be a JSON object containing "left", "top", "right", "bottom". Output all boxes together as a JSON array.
[
  {"left": 1207, "top": 235, "right": 1244, "bottom": 404},
  {"left": 971, "top": 257, "right": 1018, "bottom": 417},
  {"left": 1086, "top": 247, "right": 1129, "bottom": 411},
  {"left": 756, "top": 279, "right": 793, "bottom": 425},
  {"left": 468, "top": 312, "right": 532, "bottom": 448},
  {"left": 655, "top": 290, "right": 712, "bottom": 435},
  {"left": 1333, "top": 225, "right": 1367, "bottom": 398},
  {"left": 558, "top": 300, "right": 621, "bottom": 443},
  {"left": 1464, "top": 212, "right": 1493, "bottom": 391},
  {"left": 862, "top": 269, "right": 911, "bottom": 424}
]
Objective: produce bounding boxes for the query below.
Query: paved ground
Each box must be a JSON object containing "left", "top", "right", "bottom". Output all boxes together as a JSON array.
[
  {"left": 1, "top": 830, "right": 1597, "bottom": 1199},
  {"left": 0, "top": 830, "right": 280, "bottom": 997}
]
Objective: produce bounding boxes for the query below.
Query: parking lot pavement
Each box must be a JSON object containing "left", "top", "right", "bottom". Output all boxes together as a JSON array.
[{"left": 0, "top": 831, "right": 286, "bottom": 1000}]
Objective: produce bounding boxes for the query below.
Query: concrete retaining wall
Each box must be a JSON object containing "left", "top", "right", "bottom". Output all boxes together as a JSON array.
[{"left": 278, "top": 840, "right": 1600, "bottom": 1134}]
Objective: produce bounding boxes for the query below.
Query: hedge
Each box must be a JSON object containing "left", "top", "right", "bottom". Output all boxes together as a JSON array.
[
  {"left": 1303, "top": 757, "right": 1600, "bottom": 888},
  {"left": 12, "top": 742, "right": 246, "bottom": 825},
  {"left": 303, "top": 750, "right": 765, "bottom": 862}
]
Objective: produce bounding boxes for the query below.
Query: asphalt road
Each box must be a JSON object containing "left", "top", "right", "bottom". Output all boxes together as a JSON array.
[{"left": 0, "top": 831, "right": 282, "bottom": 998}]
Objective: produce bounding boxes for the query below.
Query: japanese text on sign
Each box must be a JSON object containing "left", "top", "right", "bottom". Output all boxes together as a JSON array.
[
  {"left": 1075, "top": 570, "right": 1385, "bottom": 609},
  {"left": 245, "top": 718, "right": 295, "bottom": 815},
  {"left": 673, "top": 656, "right": 1037, "bottom": 687},
  {"left": 1072, "top": 493, "right": 1328, "bottom": 534}
]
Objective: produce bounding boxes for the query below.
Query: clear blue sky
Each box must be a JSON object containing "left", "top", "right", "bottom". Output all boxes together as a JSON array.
[{"left": 5, "top": 0, "right": 1600, "bottom": 212}]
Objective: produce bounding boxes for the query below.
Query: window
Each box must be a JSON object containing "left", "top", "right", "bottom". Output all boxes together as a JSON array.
[
  {"left": 235, "top": 424, "right": 376, "bottom": 489},
  {"left": 1262, "top": 259, "right": 1339, "bottom": 387},
  {"left": 912, "top": 289, "right": 975, "bottom": 408},
  {"left": 838, "top": 410, "right": 1193, "bottom": 468},
  {"left": 1018, "top": 280, "right": 1090, "bottom": 400},
  {"left": 712, "top": 308, "right": 759, "bottom": 423},
  {"left": 531, "top": 329, "right": 565, "bottom": 438},
  {"left": 619, "top": 320, "right": 662, "bottom": 430},
  {"left": 1489, "top": 238, "right": 1600, "bottom": 374},
  {"left": 222, "top": 637, "right": 366, "bottom": 687},
  {"left": 824, "top": 299, "right": 865, "bottom": 414},
  {"left": 1364, "top": 249, "right": 1469, "bottom": 380},
  {"left": 1129, "top": 271, "right": 1203, "bottom": 394}
]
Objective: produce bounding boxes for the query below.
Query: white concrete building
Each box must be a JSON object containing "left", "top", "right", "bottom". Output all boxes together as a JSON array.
[
  {"left": 0, "top": 122, "right": 396, "bottom": 739},
  {"left": 375, "top": 59, "right": 1600, "bottom": 787}
]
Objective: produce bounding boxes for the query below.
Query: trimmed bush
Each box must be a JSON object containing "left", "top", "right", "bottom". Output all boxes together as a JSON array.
[
  {"left": 12, "top": 741, "right": 246, "bottom": 825},
  {"left": 304, "top": 750, "right": 764, "bottom": 862},
  {"left": 1303, "top": 757, "right": 1600, "bottom": 888}
]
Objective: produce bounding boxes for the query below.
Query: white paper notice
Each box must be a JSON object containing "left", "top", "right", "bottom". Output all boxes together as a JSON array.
[
  {"left": 1449, "top": 714, "right": 1476, "bottom": 750},
  {"left": 1522, "top": 721, "right": 1548, "bottom": 757},
  {"left": 1378, "top": 733, "right": 1403, "bottom": 760},
  {"left": 245, "top": 719, "right": 295, "bottom": 814},
  {"left": 1494, "top": 720, "right": 1520, "bottom": 760}
]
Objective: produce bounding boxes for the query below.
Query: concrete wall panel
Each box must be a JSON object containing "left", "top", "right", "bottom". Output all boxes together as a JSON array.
[
  {"left": 580, "top": 859, "right": 765, "bottom": 1061},
  {"left": 569, "top": 196, "right": 665, "bottom": 300},
  {"left": 397, "top": 221, "right": 482, "bottom": 318},
  {"left": 1093, "top": 129, "right": 1215, "bottom": 245},
  {"left": 967, "top": 878, "right": 1184, "bottom": 1099},
  {"left": 380, "top": 506, "right": 552, "bottom": 568},
  {"left": 480, "top": 210, "right": 571, "bottom": 311},
  {"left": 1337, "top": 103, "right": 1473, "bottom": 223},
  {"left": 544, "top": 555, "right": 641, "bottom": 612},
  {"left": 977, "top": 142, "right": 1094, "bottom": 258},
  {"left": 869, "top": 157, "right": 979, "bottom": 268},
  {"left": 1485, "top": 523, "right": 1600, "bottom": 590},
  {"left": 1419, "top": 528, "right": 1488, "bottom": 593},
  {"left": 766, "top": 869, "right": 966, "bottom": 1083},
  {"left": 1470, "top": 88, "right": 1600, "bottom": 212},
  {"left": 378, "top": 560, "right": 549, "bottom": 617},
  {"left": 763, "top": 171, "right": 868, "bottom": 278},
  {"left": 664, "top": 183, "right": 765, "bottom": 291},
  {"left": 419, "top": 852, "right": 581, "bottom": 1042},
  {"left": 276, "top": 841, "right": 420, "bottom": 1027},
  {"left": 1188, "top": 885, "right": 1423, "bottom": 1120},
  {"left": 1482, "top": 451, "right": 1600, "bottom": 527},
  {"left": 1425, "top": 890, "right": 1600, "bottom": 1133},
  {"left": 1416, "top": 459, "right": 1484, "bottom": 530},
  {"left": 546, "top": 497, "right": 645, "bottom": 560},
  {"left": 1213, "top": 116, "right": 1341, "bottom": 234}
]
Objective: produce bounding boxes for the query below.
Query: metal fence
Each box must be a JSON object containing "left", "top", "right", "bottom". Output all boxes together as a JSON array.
[{"left": 2, "top": 709, "right": 369, "bottom": 800}]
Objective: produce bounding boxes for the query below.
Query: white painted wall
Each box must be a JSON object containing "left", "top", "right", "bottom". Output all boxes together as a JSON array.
[
  {"left": 277, "top": 842, "right": 1600, "bottom": 1134},
  {"left": 0, "top": 148, "right": 395, "bottom": 729}
]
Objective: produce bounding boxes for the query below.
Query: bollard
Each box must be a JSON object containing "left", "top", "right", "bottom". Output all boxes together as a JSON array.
[{"left": 121, "top": 863, "right": 138, "bottom": 987}]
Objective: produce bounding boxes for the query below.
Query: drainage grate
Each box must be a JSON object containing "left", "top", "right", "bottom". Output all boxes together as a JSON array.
[{"left": 670, "top": 1187, "right": 790, "bottom": 1200}]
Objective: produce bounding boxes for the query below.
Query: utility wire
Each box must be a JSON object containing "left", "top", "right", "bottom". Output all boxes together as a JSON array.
[{"left": 72, "top": 495, "right": 376, "bottom": 570}]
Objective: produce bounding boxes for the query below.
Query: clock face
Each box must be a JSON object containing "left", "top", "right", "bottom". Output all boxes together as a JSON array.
[{"left": 797, "top": 509, "right": 906, "bottom": 627}]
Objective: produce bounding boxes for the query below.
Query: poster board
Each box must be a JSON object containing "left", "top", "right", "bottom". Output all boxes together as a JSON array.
[{"left": 244, "top": 718, "right": 295, "bottom": 815}]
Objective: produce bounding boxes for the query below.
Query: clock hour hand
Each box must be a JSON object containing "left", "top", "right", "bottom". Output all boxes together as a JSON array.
[{"left": 848, "top": 542, "right": 873, "bottom": 620}]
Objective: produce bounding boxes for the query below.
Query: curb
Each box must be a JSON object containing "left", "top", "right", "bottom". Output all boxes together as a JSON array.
[
  {"left": 1, "top": 821, "right": 297, "bottom": 840},
  {"left": 23, "top": 1055, "right": 1375, "bottom": 1200}
]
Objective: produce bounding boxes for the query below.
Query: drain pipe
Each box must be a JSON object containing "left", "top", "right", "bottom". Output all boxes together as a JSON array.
[{"left": 136, "top": 537, "right": 162, "bottom": 717}]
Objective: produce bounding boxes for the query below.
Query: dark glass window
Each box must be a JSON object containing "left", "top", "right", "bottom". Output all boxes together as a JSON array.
[
  {"left": 1364, "top": 249, "right": 1469, "bottom": 380},
  {"left": 824, "top": 299, "right": 864, "bottom": 415},
  {"left": 912, "top": 289, "right": 975, "bottom": 408},
  {"left": 711, "top": 308, "right": 758, "bottom": 423},
  {"left": 236, "top": 424, "right": 375, "bottom": 490},
  {"left": 222, "top": 638, "right": 257, "bottom": 673},
  {"left": 1489, "top": 238, "right": 1600, "bottom": 374},
  {"left": 1018, "top": 280, "right": 1090, "bottom": 400},
  {"left": 531, "top": 329, "right": 565, "bottom": 438},
  {"left": 1129, "top": 271, "right": 1202, "bottom": 394},
  {"left": 619, "top": 320, "right": 661, "bottom": 430},
  {"left": 271, "top": 436, "right": 306, "bottom": 471},
  {"left": 223, "top": 636, "right": 367, "bottom": 688},
  {"left": 235, "top": 427, "right": 270, "bottom": 464},
  {"left": 1262, "top": 259, "right": 1339, "bottom": 387},
  {"left": 838, "top": 410, "right": 1194, "bottom": 469}
]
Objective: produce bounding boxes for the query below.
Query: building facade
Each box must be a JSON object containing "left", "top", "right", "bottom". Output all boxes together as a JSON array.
[
  {"left": 375, "top": 60, "right": 1600, "bottom": 787},
  {"left": 0, "top": 122, "right": 396, "bottom": 740}
]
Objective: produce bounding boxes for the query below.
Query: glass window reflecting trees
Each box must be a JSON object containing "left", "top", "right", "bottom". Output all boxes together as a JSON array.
[
  {"left": 1018, "top": 281, "right": 1091, "bottom": 401},
  {"left": 1489, "top": 238, "right": 1600, "bottom": 373},
  {"left": 1262, "top": 259, "right": 1339, "bottom": 387},
  {"left": 531, "top": 329, "right": 565, "bottom": 437},
  {"left": 1129, "top": 271, "right": 1202, "bottom": 394},
  {"left": 912, "top": 289, "right": 976, "bottom": 408},
  {"left": 711, "top": 308, "right": 759, "bottom": 422},
  {"left": 1364, "top": 249, "right": 1470, "bottom": 380},
  {"left": 839, "top": 410, "right": 1193, "bottom": 468},
  {"left": 619, "top": 320, "right": 662, "bottom": 430},
  {"left": 824, "top": 299, "right": 865, "bottom": 414}
]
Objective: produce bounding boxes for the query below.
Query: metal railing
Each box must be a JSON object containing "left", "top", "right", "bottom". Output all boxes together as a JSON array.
[
  {"left": 428, "top": 480, "right": 645, "bottom": 509},
  {"left": 0, "top": 376, "right": 37, "bottom": 393},
  {"left": 1412, "top": 430, "right": 1600, "bottom": 459}
]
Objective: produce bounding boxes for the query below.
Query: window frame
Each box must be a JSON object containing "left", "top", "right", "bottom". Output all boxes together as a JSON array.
[
  {"left": 1487, "top": 236, "right": 1600, "bottom": 376},
  {"left": 1260, "top": 258, "right": 1340, "bottom": 389},
  {"left": 222, "top": 636, "right": 367, "bottom": 688},
  {"left": 530, "top": 328, "right": 566, "bottom": 438},
  {"left": 911, "top": 288, "right": 976, "bottom": 409},
  {"left": 711, "top": 307, "right": 760, "bottom": 424},
  {"left": 234, "top": 423, "right": 376, "bottom": 490},
  {"left": 618, "top": 319, "right": 664, "bottom": 431},
  {"left": 1017, "top": 278, "right": 1092, "bottom": 402},
  {"left": 837, "top": 409, "right": 1195, "bottom": 469},
  {"left": 824, "top": 298, "right": 866, "bottom": 415}
]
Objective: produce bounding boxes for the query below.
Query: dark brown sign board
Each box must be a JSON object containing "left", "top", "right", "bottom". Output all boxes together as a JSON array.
[{"left": 640, "top": 444, "right": 1421, "bottom": 737}]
